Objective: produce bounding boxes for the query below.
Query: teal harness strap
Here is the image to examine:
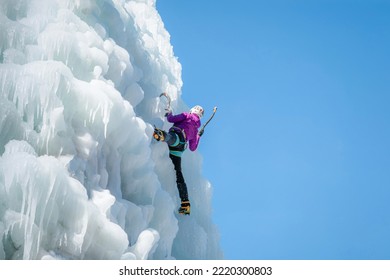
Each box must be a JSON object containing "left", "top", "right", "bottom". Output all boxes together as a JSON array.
[
  {"left": 169, "top": 150, "right": 184, "bottom": 157},
  {"left": 172, "top": 134, "right": 181, "bottom": 147}
]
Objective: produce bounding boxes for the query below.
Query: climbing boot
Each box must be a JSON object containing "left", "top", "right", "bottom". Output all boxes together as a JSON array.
[
  {"left": 153, "top": 127, "right": 166, "bottom": 141},
  {"left": 178, "top": 200, "right": 190, "bottom": 215}
]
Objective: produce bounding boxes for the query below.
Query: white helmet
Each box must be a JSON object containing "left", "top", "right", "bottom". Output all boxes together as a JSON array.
[{"left": 190, "top": 105, "right": 204, "bottom": 118}]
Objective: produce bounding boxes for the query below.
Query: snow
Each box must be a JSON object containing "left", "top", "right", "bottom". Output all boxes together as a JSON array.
[{"left": 0, "top": 0, "right": 222, "bottom": 259}]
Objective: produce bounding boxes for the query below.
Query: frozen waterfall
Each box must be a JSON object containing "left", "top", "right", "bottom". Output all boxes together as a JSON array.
[{"left": 0, "top": 0, "right": 222, "bottom": 260}]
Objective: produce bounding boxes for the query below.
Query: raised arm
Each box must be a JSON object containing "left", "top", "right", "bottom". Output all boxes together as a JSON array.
[{"left": 166, "top": 112, "right": 187, "bottom": 123}]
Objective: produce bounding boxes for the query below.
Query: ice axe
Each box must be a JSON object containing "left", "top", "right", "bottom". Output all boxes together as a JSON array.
[
  {"left": 159, "top": 92, "right": 171, "bottom": 112},
  {"left": 199, "top": 106, "right": 217, "bottom": 136}
]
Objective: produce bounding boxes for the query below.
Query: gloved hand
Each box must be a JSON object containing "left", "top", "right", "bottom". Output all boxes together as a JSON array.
[{"left": 198, "top": 128, "right": 204, "bottom": 137}]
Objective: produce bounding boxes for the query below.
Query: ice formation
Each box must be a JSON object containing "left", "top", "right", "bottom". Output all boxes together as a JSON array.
[{"left": 0, "top": 0, "right": 222, "bottom": 259}]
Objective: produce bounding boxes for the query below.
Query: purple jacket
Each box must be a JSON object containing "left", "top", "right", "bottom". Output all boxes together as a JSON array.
[{"left": 167, "top": 112, "right": 201, "bottom": 151}]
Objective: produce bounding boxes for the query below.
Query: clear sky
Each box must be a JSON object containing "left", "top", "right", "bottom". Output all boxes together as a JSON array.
[{"left": 156, "top": 0, "right": 390, "bottom": 259}]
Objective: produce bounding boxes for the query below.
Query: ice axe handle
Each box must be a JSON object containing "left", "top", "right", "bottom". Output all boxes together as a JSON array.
[
  {"left": 159, "top": 92, "right": 171, "bottom": 112},
  {"left": 200, "top": 106, "right": 217, "bottom": 134}
]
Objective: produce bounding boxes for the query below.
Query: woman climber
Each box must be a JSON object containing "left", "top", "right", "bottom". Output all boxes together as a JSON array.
[{"left": 153, "top": 105, "right": 205, "bottom": 215}]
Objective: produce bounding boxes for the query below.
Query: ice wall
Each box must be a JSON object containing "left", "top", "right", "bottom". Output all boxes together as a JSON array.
[{"left": 0, "top": 0, "right": 222, "bottom": 259}]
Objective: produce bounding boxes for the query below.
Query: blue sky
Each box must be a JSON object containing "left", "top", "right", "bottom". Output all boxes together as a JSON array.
[{"left": 156, "top": 0, "right": 390, "bottom": 259}]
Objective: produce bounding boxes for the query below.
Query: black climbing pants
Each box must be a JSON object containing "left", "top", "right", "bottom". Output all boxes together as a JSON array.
[{"left": 169, "top": 154, "right": 189, "bottom": 202}]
